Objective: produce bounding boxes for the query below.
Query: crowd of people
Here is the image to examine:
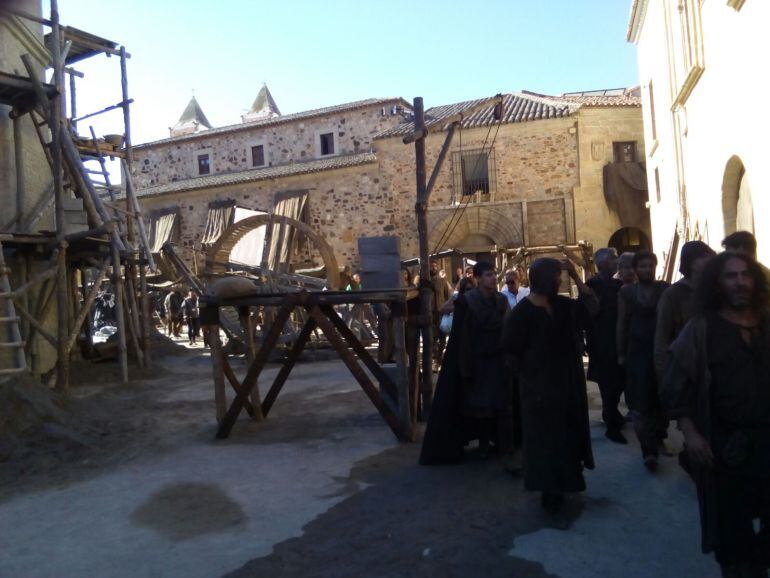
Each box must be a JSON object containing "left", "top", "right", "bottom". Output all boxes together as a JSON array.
[{"left": 419, "top": 231, "right": 769, "bottom": 578}]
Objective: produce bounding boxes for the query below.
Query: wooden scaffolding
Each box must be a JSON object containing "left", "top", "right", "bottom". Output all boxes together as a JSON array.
[{"left": 0, "top": 1, "right": 153, "bottom": 388}]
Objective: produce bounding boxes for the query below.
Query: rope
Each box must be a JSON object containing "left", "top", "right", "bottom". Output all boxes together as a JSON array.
[{"left": 430, "top": 111, "right": 503, "bottom": 255}]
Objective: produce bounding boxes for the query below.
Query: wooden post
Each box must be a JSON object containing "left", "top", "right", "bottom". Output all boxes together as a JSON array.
[
  {"left": 122, "top": 282, "right": 143, "bottom": 367},
  {"left": 238, "top": 305, "right": 260, "bottom": 420},
  {"left": 13, "top": 116, "right": 24, "bottom": 232},
  {"left": 391, "top": 301, "right": 413, "bottom": 440},
  {"left": 412, "top": 97, "right": 434, "bottom": 417},
  {"left": 209, "top": 322, "right": 227, "bottom": 422},
  {"left": 139, "top": 261, "right": 151, "bottom": 368},
  {"left": 111, "top": 240, "right": 128, "bottom": 383},
  {"left": 69, "top": 70, "right": 77, "bottom": 131},
  {"left": 55, "top": 242, "right": 69, "bottom": 390}
]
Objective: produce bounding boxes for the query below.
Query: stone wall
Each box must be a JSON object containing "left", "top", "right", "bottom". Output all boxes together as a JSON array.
[
  {"left": 132, "top": 102, "right": 407, "bottom": 189},
  {"left": 0, "top": 4, "right": 55, "bottom": 232},
  {"left": 138, "top": 163, "right": 390, "bottom": 269},
  {"left": 136, "top": 105, "right": 649, "bottom": 275},
  {"left": 573, "top": 106, "right": 648, "bottom": 250}
]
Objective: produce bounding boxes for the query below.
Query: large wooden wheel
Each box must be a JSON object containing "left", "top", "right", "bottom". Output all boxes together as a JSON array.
[{"left": 205, "top": 214, "right": 340, "bottom": 290}]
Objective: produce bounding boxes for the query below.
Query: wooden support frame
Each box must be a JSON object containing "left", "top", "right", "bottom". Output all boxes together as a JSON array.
[{"left": 206, "top": 290, "right": 415, "bottom": 442}]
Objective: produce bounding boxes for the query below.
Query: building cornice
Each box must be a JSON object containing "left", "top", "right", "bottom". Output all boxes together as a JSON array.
[{"left": 627, "top": 0, "right": 650, "bottom": 43}]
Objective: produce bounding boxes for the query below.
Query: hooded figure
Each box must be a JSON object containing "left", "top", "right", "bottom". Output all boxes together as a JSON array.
[{"left": 501, "top": 257, "right": 598, "bottom": 514}]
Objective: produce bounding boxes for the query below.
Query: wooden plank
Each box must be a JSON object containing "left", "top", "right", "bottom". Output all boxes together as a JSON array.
[
  {"left": 209, "top": 325, "right": 227, "bottom": 422},
  {"left": 321, "top": 305, "right": 399, "bottom": 403},
  {"left": 220, "top": 355, "right": 256, "bottom": 418},
  {"left": 392, "top": 304, "right": 414, "bottom": 440},
  {"left": 261, "top": 316, "right": 316, "bottom": 417},
  {"left": 307, "top": 305, "right": 408, "bottom": 442},
  {"left": 216, "top": 302, "right": 294, "bottom": 438}
]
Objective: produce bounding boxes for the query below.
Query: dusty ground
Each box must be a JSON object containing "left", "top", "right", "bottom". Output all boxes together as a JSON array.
[{"left": 0, "top": 336, "right": 721, "bottom": 578}]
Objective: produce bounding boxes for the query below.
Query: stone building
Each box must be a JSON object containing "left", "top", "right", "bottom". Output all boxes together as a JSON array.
[
  {"left": 132, "top": 86, "right": 648, "bottom": 275},
  {"left": 628, "top": 0, "right": 770, "bottom": 272}
]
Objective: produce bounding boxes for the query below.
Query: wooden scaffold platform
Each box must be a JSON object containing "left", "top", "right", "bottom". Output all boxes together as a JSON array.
[
  {"left": 202, "top": 288, "right": 419, "bottom": 442},
  {"left": 0, "top": 1, "right": 153, "bottom": 388}
]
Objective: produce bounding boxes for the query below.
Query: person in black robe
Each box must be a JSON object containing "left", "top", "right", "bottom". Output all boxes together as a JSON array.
[
  {"left": 419, "top": 261, "right": 510, "bottom": 464},
  {"left": 617, "top": 250, "right": 670, "bottom": 471},
  {"left": 586, "top": 247, "right": 628, "bottom": 444},
  {"left": 501, "top": 257, "right": 597, "bottom": 514},
  {"left": 661, "top": 252, "right": 770, "bottom": 577}
]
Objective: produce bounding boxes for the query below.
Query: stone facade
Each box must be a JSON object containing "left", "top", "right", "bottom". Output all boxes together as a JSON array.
[
  {"left": 133, "top": 100, "right": 408, "bottom": 188},
  {"left": 0, "top": 2, "right": 55, "bottom": 232},
  {"left": 134, "top": 92, "right": 646, "bottom": 274},
  {"left": 573, "top": 105, "right": 649, "bottom": 251},
  {"left": 629, "top": 0, "right": 770, "bottom": 266}
]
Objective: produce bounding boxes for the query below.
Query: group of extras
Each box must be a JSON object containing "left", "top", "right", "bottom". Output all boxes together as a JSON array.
[
  {"left": 418, "top": 231, "right": 770, "bottom": 578},
  {"left": 158, "top": 289, "right": 204, "bottom": 346}
]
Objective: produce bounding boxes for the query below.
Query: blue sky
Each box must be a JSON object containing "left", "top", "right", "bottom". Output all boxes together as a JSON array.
[{"left": 58, "top": 0, "right": 639, "bottom": 145}]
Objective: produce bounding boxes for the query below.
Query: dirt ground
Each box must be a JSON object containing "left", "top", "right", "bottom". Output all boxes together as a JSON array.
[{"left": 0, "top": 335, "right": 721, "bottom": 578}]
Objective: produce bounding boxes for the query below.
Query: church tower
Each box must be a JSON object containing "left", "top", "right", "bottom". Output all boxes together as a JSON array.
[
  {"left": 242, "top": 84, "right": 281, "bottom": 123},
  {"left": 169, "top": 96, "right": 213, "bottom": 137}
]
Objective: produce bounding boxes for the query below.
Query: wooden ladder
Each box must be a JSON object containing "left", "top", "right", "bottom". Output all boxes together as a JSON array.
[{"left": 0, "top": 240, "right": 27, "bottom": 377}]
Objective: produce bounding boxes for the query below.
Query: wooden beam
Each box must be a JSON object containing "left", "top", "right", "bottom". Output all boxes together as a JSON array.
[
  {"left": 322, "top": 305, "right": 399, "bottom": 403},
  {"left": 261, "top": 316, "right": 316, "bottom": 417},
  {"left": 221, "top": 355, "right": 256, "bottom": 418},
  {"left": 307, "top": 305, "right": 408, "bottom": 442},
  {"left": 12, "top": 296, "right": 57, "bottom": 349},
  {"left": 216, "top": 302, "right": 294, "bottom": 438},
  {"left": 64, "top": 258, "right": 109, "bottom": 355},
  {"left": 209, "top": 323, "right": 227, "bottom": 422}
]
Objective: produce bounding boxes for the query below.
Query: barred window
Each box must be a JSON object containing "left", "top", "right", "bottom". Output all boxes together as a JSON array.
[{"left": 452, "top": 148, "right": 496, "bottom": 202}]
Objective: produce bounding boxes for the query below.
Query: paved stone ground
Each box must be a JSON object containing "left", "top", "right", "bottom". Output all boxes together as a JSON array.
[{"left": 0, "top": 346, "right": 721, "bottom": 578}]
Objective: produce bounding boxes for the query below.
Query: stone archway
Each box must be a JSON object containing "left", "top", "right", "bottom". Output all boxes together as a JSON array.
[
  {"left": 429, "top": 205, "right": 522, "bottom": 253},
  {"left": 722, "top": 155, "right": 754, "bottom": 235},
  {"left": 608, "top": 226, "right": 651, "bottom": 254}
]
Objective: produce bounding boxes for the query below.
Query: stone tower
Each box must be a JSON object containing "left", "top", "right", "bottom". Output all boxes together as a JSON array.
[
  {"left": 169, "top": 96, "right": 212, "bottom": 137},
  {"left": 242, "top": 84, "right": 281, "bottom": 123}
]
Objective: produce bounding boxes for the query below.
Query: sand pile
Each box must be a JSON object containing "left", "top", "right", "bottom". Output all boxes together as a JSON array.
[{"left": 0, "top": 374, "right": 76, "bottom": 461}]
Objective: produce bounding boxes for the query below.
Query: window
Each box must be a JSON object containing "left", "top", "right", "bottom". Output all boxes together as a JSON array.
[
  {"left": 197, "top": 153, "right": 210, "bottom": 175},
  {"left": 648, "top": 81, "right": 657, "bottom": 142},
  {"left": 613, "top": 142, "right": 637, "bottom": 163},
  {"left": 319, "top": 132, "right": 335, "bottom": 156},
  {"left": 655, "top": 167, "right": 661, "bottom": 203},
  {"left": 451, "top": 148, "right": 496, "bottom": 202},
  {"left": 251, "top": 144, "right": 265, "bottom": 167}
]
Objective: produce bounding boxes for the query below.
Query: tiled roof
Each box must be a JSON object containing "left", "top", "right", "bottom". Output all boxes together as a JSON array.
[
  {"left": 134, "top": 98, "right": 410, "bottom": 149},
  {"left": 374, "top": 89, "right": 641, "bottom": 139},
  {"left": 555, "top": 87, "right": 642, "bottom": 107},
  {"left": 130, "top": 152, "right": 377, "bottom": 199},
  {"left": 374, "top": 92, "right": 580, "bottom": 139}
]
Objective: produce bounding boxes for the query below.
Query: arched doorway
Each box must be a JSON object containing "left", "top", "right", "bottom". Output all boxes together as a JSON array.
[
  {"left": 428, "top": 205, "right": 522, "bottom": 252},
  {"left": 722, "top": 155, "right": 754, "bottom": 235},
  {"left": 608, "top": 227, "right": 651, "bottom": 254}
]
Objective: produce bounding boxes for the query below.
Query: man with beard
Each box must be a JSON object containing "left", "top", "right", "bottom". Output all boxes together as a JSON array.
[
  {"left": 420, "top": 262, "right": 510, "bottom": 464},
  {"left": 654, "top": 241, "right": 716, "bottom": 381},
  {"left": 586, "top": 248, "right": 627, "bottom": 444},
  {"left": 502, "top": 257, "right": 598, "bottom": 515},
  {"left": 617, "top": 251, "right": 670, "bottom": 471},
  {"left": 661, "top": 252, "right": 770, "bottom": 577}
]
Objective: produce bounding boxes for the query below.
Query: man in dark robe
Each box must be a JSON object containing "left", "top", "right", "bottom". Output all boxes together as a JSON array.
[
  {"left": 617, "top": 250, "right": 670, "bottom": 471},
  {"left": 501, "top": 257, "right": 597, "bottom": 515},
  {"left": 654, "top": 240, "right": 716, "bottom": 381},
  {"left": 661, "top": 252, "right": 770, "bottom": 578},
  {"left": 586, "top": 247, "right": 627, "bottom": 444},
  {"left": 420, "top": 261, "right": 511, "bottom": 464}
]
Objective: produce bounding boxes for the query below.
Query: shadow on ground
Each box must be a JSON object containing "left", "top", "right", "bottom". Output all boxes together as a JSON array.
[{"left": 224, "top": 441, "right": 590, "bottom": 578}]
